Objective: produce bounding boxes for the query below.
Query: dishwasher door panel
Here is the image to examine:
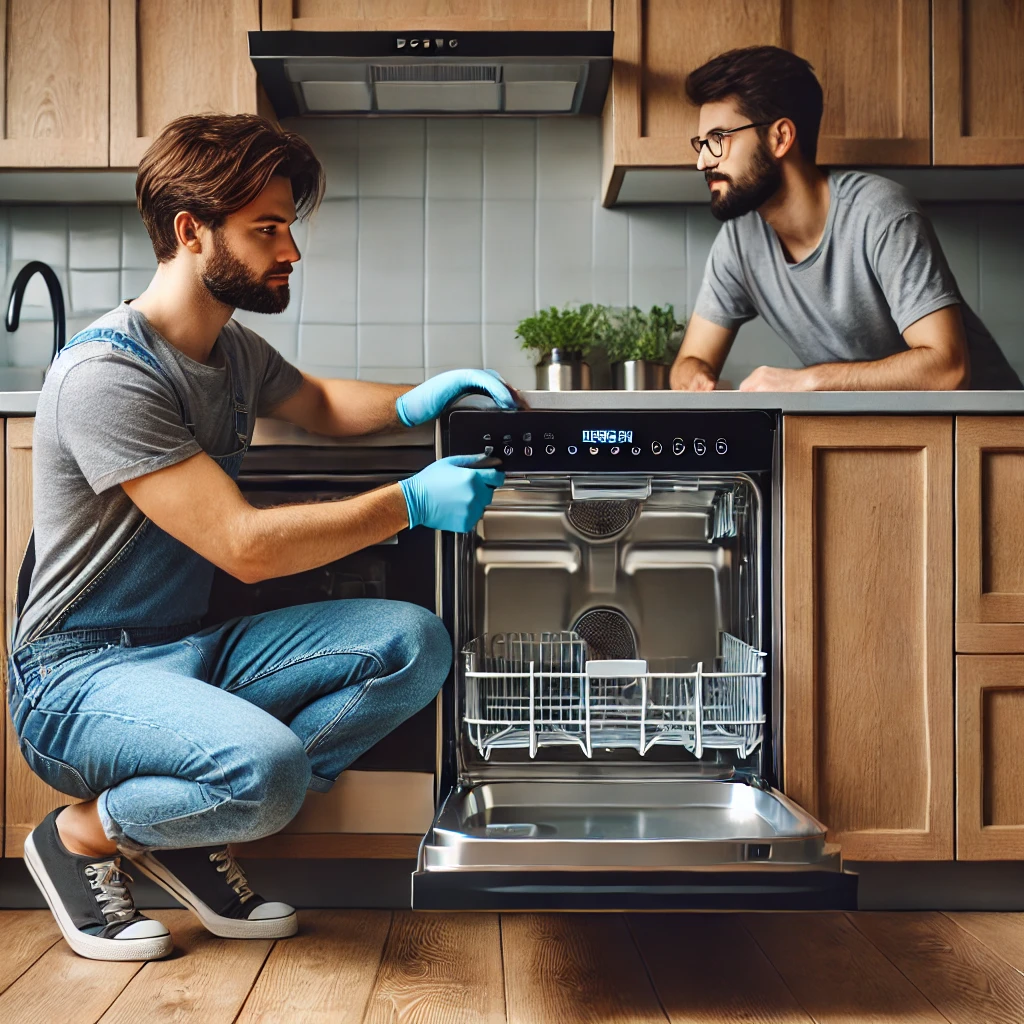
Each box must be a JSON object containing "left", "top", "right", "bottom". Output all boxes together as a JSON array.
[{"left": 412, "top": 779, "right": 858, "bottom": 910}]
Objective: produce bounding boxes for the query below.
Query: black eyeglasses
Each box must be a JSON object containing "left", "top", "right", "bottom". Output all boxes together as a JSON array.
[{"left": 690, "top": 122, "right": 774, "bottom": 158}]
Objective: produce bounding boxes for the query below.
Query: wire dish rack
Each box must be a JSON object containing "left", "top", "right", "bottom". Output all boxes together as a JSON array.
[{"left": 462, "top": 631, "right": 765, "bottom": 760}]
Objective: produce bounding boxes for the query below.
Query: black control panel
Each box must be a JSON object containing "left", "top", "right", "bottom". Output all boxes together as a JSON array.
[{"left": 447, "top": 410, "right": 776, "bottom": 473}]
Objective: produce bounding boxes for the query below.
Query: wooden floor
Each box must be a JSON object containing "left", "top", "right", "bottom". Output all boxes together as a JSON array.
[{"left": 3, "top": 909, "right": 1024, "bottom": 1023}]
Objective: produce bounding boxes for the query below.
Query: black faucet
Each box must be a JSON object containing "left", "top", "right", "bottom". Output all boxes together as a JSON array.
[{"left": 6, "top": 260, "right": 67, "bottom": 365}]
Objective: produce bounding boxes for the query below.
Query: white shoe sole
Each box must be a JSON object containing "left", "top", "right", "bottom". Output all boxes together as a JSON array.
[
  {"left": 129, "top": 852, "right": 298, "bottom": 940},
  {"left": 23, "top": 832, "right": 173, "bottom": 962}
]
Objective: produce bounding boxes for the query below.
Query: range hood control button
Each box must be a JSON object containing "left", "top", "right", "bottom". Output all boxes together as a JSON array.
[
  {"left": 693, "top": 438, "right": 707, "bottom": 456},
  {"left": 672, "top": 437, "right": 685, "bottom": 455},
  {"left": 651, "top": 441, "right": 663, "bottom": 454}
]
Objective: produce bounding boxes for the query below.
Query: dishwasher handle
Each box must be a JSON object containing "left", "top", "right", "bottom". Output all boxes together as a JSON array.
[{"left": 570, "top": 476, "right": 652, "bottom": 501}]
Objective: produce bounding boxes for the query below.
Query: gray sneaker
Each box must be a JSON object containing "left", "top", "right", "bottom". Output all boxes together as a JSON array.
[{"left": 23, "top": 807, "right": 172, "bottom": 961}]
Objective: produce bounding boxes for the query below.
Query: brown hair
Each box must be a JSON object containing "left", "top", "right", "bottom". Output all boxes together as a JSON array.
[
  {"left": 136, "top": 113, "right": 326, "bottom": 262},
  {"left": 685, "top": 46, "right": 823, "bottom": 163}
]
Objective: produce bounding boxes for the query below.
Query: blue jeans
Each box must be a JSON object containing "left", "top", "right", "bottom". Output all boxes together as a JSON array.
[{"left": 8, "top": 600, "right": 451, "bottom": 852}]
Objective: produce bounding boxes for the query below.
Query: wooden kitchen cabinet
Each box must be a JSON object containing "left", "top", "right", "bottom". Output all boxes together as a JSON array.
[
  {"left": 2, "top": 418, "right": 69, "bottom": 858},
  {"left": 260, "top": 0, "right": 610, "bottom": 31},
  {"left": 109, "top": 0, "right": 262, "bottom": 167},
  {"left": 0, "top": 0, "right": 110, "bottom": 167},
  {"left": 602, "top": 0, "right": 931, "bottom": 203},
  {"left": 956, "top": 417, "right": 1024, "bottom": 653},
  {"left": 783, "top": 417, "right": 954, "bottom": 861},
  {"left": 956, "top": 656, "right": 1024, "bottom": 860},
  {"left": 934, "top": 0, "right": 1024, "bottom": 165}
]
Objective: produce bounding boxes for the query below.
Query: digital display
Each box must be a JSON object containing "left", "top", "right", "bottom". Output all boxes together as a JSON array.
[{"left": 582, "top": 429, "right": 633, "bottom": 444}]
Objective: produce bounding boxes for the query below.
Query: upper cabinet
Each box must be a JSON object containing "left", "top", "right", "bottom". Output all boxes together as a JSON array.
[
  {"left": 603, "top": 0, "right": 932, "bottom": 203},
  {"left": 933, "top": 0, "right": 1024, "bottom": 165},
  {"left": 0, "top": 0, "right": 110, "bottom": 167},
  {"left": 109, "top": 0, "right": 261, "bottom": 167},
  {"left": 259, "top": 1, "right": 610, "bottom": 31}
]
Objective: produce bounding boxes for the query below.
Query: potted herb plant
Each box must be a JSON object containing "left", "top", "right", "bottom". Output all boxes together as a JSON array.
[
  {"left": 601, "top": 304, "right": 683, "bottom": 390},
  {"left": 515, "top": 304, "right": 603, "bottom": 390}
]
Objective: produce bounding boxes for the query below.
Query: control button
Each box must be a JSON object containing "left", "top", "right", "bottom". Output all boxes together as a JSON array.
[
  {"left": 715, "top": 438, "right": 728, "bottom": 455},
  {"left": 522, "top": 432, "right": 532, "bottom": 442},
  {"left": 567, "top": 445, "right": 578, "bottom": 455},
  {"left": 631, "top": 446, "right": 642, "bottom": 456},
  {"left": 610, "top": 445, "right": 620, "bottom": 455},
  {"left": 503, "top": 445, "right": 514, "bottom": 457},
  {"left": 483, "top": 445, "right": 494, "bottom": 456},
  {"left": 544, "top": 432, "right": 555, "bottom": 441},
  {"left": 672, "top": 437, "right": 685, "bottom": 456},
  {"left": 503, "top": 433, "right": 513, "bottom": 442},
  {"left": 651, "top": 441, "right": 663, "bottom": 455},
  {"left": 524, "top": 446, "right": 533, "bottom": 457},
  {"left": 545, "top": 444, "right": 556, "bottom": 455},
  {"left": 482, "top": 433, "right": 492, "bottom": 442},
  {"left": 693, "top": 438, "right": 707, "bottom": 456},
  {"left": 589, "top": 446, "right": 600, "bottom": 455}
]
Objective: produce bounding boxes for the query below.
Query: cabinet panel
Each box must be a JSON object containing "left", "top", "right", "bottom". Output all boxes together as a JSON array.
[
  {"left": 934, "top": 0, "right": 1024, "bottom": 165},
  {"left": 603, "top": 0, "right": 930, "bottom": 201},
  {"left": 0, "top": 0, "right": 108, "bottom": 167},
  {"left": 110, "top": 0, "right": 261, "bottom": 168},
  {"left": 261, "top": 0, "right": 610, "bottom": 31},
  {"left": 3, "top": 418, "right": 73, "bottom": 857},
  {"left": 783, "top": 417, "right": 954, "bottom": 861},
  {"left": 957, "top": 656, "right": 1024, "bottom": 859},
  {"left": 956, "top": 418, "right": 1024, "bottom": 652}
]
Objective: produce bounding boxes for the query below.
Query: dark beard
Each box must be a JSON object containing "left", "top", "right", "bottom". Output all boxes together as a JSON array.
[
  {"left": 707, "top": 142, "right": 782, "bottom": 222},
  {"left": 202, "top": 234, "right": 291, "bottom": 314}
]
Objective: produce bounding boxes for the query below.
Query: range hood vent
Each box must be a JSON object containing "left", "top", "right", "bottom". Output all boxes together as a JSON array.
[{"left": 250, "top": 31, "right": 613, "bottom": 117}]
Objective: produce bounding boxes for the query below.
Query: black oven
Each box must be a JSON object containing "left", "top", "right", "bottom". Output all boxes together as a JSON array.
[{"left": 203, "top": 442, "right": 437, "bottom": 773}]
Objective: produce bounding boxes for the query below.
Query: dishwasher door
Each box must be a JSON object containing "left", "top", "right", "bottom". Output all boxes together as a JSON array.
[{"left": 412, "top": 778, "right": 857, "bottom": 910}]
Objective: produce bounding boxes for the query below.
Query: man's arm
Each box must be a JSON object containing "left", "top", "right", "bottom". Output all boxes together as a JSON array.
[
  {"left": 268, "top": 375, "right": 411, "bottom": 437},
  {"left": 669, "top": 314, "right": 737, "bottom": 391},
  {"left": 739, "top": 305, "right": 970, "bottom": 392},
  {"left": 122, "top": 450, "right": 410, "bottom": 583}
]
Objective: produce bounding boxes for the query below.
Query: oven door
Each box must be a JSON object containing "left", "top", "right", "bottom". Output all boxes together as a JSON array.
[{"left": 412, "top": 777, "right": 857, "bottom": 911}]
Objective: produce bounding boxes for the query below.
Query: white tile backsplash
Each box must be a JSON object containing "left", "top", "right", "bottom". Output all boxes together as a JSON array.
[{"left": 2, "top": 119, "right": 1023, "bottom": 384}]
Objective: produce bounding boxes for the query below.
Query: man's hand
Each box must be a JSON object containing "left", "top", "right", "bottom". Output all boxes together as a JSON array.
[
  {"left": 397, "top": 369, "right": 520, "bottom": 427},
  {"left": 739, "top": 365, "right": 815, "bottom": 392},
  {"left": 668, "top": 314, "right": 735, "bottom": 391},
  {"left": 399, "top": 455, "right": 505, "bottom": 532},
  {"left": 670, "top": 357, "right": 718, "bottom": 391}
]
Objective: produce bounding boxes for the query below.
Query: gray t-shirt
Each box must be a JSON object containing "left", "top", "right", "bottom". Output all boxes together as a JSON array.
[
  {"left": 16, "top": 302, "right": 305, "bottom": 646},
  {"left": 694, "top": 170, "right": 1021, "bottom": 390}
]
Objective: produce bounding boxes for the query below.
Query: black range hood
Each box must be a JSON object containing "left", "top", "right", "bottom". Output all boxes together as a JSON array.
[{"left": 249, "top": 31, "right": 613, "bottom": 118}]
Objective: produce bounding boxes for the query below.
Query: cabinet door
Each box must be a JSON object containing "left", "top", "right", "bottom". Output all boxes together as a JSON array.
[
  {"left": 3, "top": 418, "right": 72, "bottom": 857},
  {"left": 260, "top": 0, "right": 610, "bottom": 31},
  {"left": 934, "top": 0, "right": 1024, "bottom": 165},
  {"left": 603, "top": 0, "right": 930, "bottom": 203},
  {"left": 956, "top": 418, "right": 1024, "bottom": 653},
  {"left": 109, "top": 0, "right": 261, "bottom": 168},
  {"left": 957, "top": 656, "right": 1024, "bottom": 859},
  {"left": 783, "top": 417, "right": 954, "bottom": 861},
  {"left": 0, "top": 0, "right": 109, "bottom": 167}
]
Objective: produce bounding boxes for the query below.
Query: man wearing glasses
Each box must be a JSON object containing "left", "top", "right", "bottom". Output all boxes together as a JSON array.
[{"left": 670, "top": 46, "right": 1020, "bottom": 392}]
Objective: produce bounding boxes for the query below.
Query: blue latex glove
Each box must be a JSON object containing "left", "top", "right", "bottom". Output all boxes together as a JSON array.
[
  {"left": 396, "top": 369, "right": 517, "bottom": 427},
  {"left": 400, "top": 455, "right": 505, "bottom": 533}
]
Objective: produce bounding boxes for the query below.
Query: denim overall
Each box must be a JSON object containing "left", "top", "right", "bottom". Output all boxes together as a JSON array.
[{"left": 7, "top": 329, "right": 450, "bottom": 851}]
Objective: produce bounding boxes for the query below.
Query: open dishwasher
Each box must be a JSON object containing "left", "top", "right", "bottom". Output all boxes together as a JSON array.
[{"left": 413, "top": 409, "right": 857, "bottom": 910}]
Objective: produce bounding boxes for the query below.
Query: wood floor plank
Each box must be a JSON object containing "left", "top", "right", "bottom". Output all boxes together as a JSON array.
[
  {"left": 235, "top": 910, "right": 391, "bottom": 1024},
  {"left": 851, "top": 911, "right": 1024, "bottom": 1024},
  {"left": 629, "top": 913, "right": 813, "bottom": 1024},
  {"left": 945, "top": 912, "right": 1024, "bottom": 976},
  {"left": 0, "top": 940, "right": 143, "bottom": 1024},
  {"left": 501, "top": 913, "right": 668, "bottom": 1024},
  {"left": 743, "top": 913, "right": 947, "bottom": 1023},
  {"left": 97, "top": 910, "right": 272, "bottom": 1024},
  {"left": 363, "top": 911, "right": 505, "bottom": 1024},
  {"left": 0, "top": 910, "right": 61, "bottom": 995}
]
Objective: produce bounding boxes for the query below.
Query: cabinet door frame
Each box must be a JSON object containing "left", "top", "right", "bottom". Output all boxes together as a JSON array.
[
  {"left": 109, "top": 0, "right": 261, "bottom": 168},
  {"left": 956, "top": 417, "right": 1024, "bottom": 653},
  {"left": 0, "top": 0, "right": 109, "bottom": 167},
  {"left": 783, "top": 416, "right": 954, "bottom": 861},
  {"left": 956, "top": 655, "right": 1024, "bottom": 860},
  {"left": 933, "top": 0, "right": 1024, "bottom": 165}
]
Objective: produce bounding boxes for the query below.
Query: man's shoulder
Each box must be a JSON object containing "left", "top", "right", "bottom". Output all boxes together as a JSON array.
[{"left": 832, "top": 170, "right": 921, "bottom": 225}]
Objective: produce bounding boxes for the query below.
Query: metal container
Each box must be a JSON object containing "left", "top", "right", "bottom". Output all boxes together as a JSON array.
[
  {"left": 535, "top": 348, "right": 592, "bottom": 391},
  {"left": 612, "top": 359, "right": 668, "bottom": 390}
]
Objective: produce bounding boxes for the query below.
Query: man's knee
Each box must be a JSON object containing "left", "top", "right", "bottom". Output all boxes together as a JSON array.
[
  {"left": 233, "top": 729, "right": 310, "bottom": 838},
  {"left": 392, "top": 604, "right": 451, "bottom": 699}
]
